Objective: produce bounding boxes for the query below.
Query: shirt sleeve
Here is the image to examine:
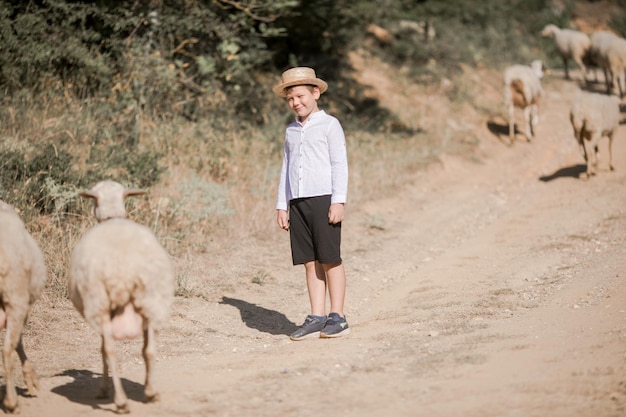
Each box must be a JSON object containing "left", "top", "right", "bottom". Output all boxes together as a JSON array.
[
  {"left": 276, "top": 135, "right": 289, "bottom": 211},
  {"left": 327, "top": 118, "right": 348, "bottom": 205}
]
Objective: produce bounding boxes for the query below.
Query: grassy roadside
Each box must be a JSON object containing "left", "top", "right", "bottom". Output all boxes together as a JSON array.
[
  {"left": 5, "top": 0, "right": 612, "bottom": 304},
  {"left": 1, "top": 62, "right": 478, "bottom": 304}
]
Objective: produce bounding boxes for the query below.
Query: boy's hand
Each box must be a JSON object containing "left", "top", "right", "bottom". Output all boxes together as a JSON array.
[
  {"left": 328, "top": 203, "right": 344, "bottom": 224},
  {"left": 277, "top": 209, "right": 289, "bottom": 231}
]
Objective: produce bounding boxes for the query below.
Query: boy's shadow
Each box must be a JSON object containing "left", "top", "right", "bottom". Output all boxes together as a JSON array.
[
  {"left": 51, "top": 369, "right": 144, "bottom": 412},
  {"left": 219, "top": 296, "right": 298, "bottom": 336}
]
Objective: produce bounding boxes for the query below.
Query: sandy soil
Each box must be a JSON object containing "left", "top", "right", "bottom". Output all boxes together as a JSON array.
[{"left": 8, "top": 54, "right": 626, "bottom": 416}]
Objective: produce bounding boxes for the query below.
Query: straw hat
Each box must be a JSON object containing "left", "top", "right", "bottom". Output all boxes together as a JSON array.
[{"left": 272, "top": 67, "right": 328, "bottom": 97}]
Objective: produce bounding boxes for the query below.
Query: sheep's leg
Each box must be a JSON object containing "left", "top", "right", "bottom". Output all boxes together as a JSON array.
[
  {"left": 577, "top": 135, "right": 586, "bottom": 161},
  {"left": 606, "top": 68, "right": 615, "bottom": 94},
  {"left": 615, "top": 69, "right": 624, "bottom": 98},
  {"left": 585, "top": 134, "right": 600, "bottom": 176},
  {"left": 577, "top": 132, "right": 591, "bottom": 178},
  {"left": 574, "top": 58, "right": 586, "bottom": 82},
  {"left": 604, "top": 68, "right": 612, "bottom": 94},
  {"left": 618, "top": 70, "right": 625, "bottom": 99},
  {"left": 2, "top": 313, "right": 20, "bottom": 414},
  {"left": 142, "top": 325, "right": 160, "bottom": 403},
  {"left": 563, "top": 57, "right": 570, "bottom": 80},
  {"left": 530, "top": 104, "right": 539, "bottom": 137},
  {"left": 508, "top": 103, "right": 515, "bottom": 140},
  {"left": 608, "top": 132, "right": 615, "bottom": 171},
  {"left": 97, "top": 339, "right": 111, "bottom": 398},
  {"left": 16, "top": 337, "right": 39, "bottom": 397},
  {"left": 523, "top": 106, "right": 533, "bottom": 141},
  {"left": 100, "top": 319, "right": 129, "bottom": 414},
  {"left": 612, "top": 67, "right": 623, "bottom": 98}
]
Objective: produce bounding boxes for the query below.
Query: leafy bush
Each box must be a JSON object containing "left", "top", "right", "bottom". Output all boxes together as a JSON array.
[
  {"left": 0, "top": 124, "right": 164, "bottom": 218},
  {"left": 0, "top": 143, "right": 74, "bottom": 214},
  {"left": 350, "top": 0, "right": 571, "bottom": 79},
  {"left": 610, "top": 6, "right": 626, "bottom": 37},
  {"left": 0, "top": 0, "right": 301, "bottom": 121},
  {"left": 0, "top": 0, "right": 573, "bottom": 124}
]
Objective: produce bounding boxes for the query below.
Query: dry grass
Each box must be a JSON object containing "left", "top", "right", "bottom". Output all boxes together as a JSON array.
[{"left": 2, "top": 63, "right": 485, "bottom": 312}]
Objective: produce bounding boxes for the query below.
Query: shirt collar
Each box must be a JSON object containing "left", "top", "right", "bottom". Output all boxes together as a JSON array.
[{"left": 296, "top": 109, "right": 325, "bottom": 126}]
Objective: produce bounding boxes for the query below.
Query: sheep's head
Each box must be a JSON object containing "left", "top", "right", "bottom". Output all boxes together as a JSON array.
[
  {"left": 79, "top": 180, "right": 146, "bottom": 222},
  {"left": 541, "top": 24, "right": 557, "bottom": 38}
]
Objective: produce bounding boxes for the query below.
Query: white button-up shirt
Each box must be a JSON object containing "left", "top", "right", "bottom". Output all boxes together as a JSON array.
[{"left": 276, "top": 110, "right": 348, "bottom": 211}]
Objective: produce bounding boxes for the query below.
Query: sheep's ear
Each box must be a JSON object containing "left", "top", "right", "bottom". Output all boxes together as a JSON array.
[
  {"left": 123, "top": 188, "right": 147, "bottom": 199},
  {"left": 79, "top": 190, "right": 98, "bottom": 199}
]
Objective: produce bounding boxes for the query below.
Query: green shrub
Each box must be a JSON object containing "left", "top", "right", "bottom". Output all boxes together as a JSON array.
[
  {"left": 610, "top": 7, "right": 626, "bottom": 37},
  {"left": 0, "top": 126, "right": 164, "bottom": 220},
  {"left": 0, "top": 143, "right": 77, "bottom": 217}
]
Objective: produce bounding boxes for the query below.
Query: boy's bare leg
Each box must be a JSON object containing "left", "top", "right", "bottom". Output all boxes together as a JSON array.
[
  {"left": 323, "top": 262, "right": 346, "bottom": 317},
  {"left": 305, "top": 261, "right": 327, "bottom": 316}
]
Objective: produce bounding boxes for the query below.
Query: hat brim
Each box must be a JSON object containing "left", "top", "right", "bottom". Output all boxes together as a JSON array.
[{"left": 272, "top": 79, "right": 328, "bottom": 97}]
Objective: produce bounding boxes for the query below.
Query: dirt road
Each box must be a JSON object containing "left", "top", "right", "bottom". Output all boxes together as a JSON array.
[{"left": 15, "top": 69, "right": 626, "bottom": 417}]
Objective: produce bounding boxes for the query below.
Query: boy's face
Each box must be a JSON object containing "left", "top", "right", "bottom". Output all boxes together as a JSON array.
[{"left": 285, "top": 85, "right": 320, "bottom": 122}]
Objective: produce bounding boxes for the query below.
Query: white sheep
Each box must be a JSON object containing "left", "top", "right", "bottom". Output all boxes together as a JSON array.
[
  {"left": 69, "top": 180, "right": 175, "bottom": 413},
  {"left": 504, "top": 60, "right": 544, "bottom": 141},
  {"left": 569, "top": 91, "right": 621, "bottom": 177},
  {"left": 588, "top": 31, "right": 626, "bottom": 96},
  {"left": 587, "top": 31, "right": 614, "bottom": 87},
  {"left": 605, "top": 35, "right": 626, "bottom": 98},
  {"left": 541, "top": 24, "right": 591, "bottom": 81},
  {"left": 0, "top": 200, "right": 46, "bottom": 414}
]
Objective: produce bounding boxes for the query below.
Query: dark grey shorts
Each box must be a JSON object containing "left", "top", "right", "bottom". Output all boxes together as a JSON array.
[{"left": 289, "top": 195, "right": 342, "bottom": 265}]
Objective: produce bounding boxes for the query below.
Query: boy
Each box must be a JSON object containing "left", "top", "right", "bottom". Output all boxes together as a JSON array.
[{"left": 273, "top": 67, "right": 350, "bottom": 340}]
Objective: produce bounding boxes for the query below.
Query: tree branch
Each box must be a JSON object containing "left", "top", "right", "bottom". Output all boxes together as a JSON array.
[{"left": 212, "top": 0, "right": 278, "bottom": 23}]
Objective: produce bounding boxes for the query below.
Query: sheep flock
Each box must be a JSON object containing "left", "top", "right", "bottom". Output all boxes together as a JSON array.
[
  {"left": 0, "top": 181, "right": 174, "bottom": 414},
  {"left": 505, "top": 24, "right": 624, "bottom": 176}
]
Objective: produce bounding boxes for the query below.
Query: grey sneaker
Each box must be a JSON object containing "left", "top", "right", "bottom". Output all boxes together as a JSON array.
[
  {"left": 289, "top": 315, "right": 327, "bottom": 341},
  {"left": 320, "top": 313, "right": 350, "bottom": 338}
]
